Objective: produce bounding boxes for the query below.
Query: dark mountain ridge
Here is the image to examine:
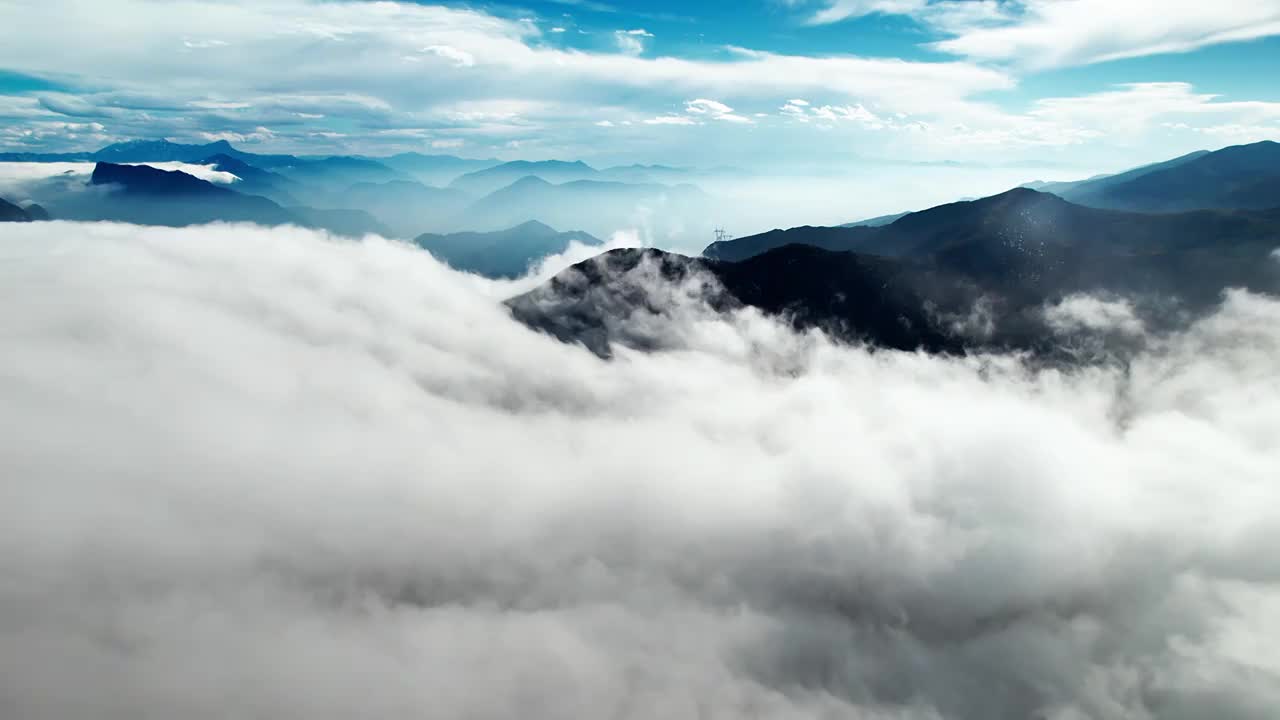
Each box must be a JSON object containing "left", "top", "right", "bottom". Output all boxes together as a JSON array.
[
  {"left": 1035, "top": 140, "right": 1280, "bottom": 212},
  {"left": 1, "top": 196, "right": 41, "bottom": 222},
  {"left": 521, "top": 185, "right": 1280, "bottom": 358},
  {"left": 707, "top": 187, "right": 1280, "bottom": 272}
]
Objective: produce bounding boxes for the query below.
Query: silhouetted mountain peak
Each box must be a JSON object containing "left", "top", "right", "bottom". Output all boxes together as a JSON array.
[
  {"left": 201, "top": 153, "right": 254, "bottom": 173},
  {"left": 91, "top": 162, "right": 226, "bottom": 196},
  {"left": 508, "top": 175, "right": 554, "bottom": 189},
  {"left": 510, "top": 219, "right": 557, "bottom": 235}
]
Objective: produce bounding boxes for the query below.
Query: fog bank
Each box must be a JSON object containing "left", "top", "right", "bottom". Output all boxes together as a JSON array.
[{"left": 1, "top": 221, "right": 1278, "bottom": 719}]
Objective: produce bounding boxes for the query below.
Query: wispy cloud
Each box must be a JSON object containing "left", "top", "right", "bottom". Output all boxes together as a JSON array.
[{"left": 802, "top": 0, "right": 1280, "bottom": 69}]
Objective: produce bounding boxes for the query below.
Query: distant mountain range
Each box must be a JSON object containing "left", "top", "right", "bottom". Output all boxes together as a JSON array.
[
  {"left": 76, "top": 162, "right": 388, "bottom": 236},
  {"left": 414, "top": 220, "right": 601, "bottom": 278},
  {"left": 1028, "top": 140, "right": 1280, "bottom": 212},
  {"left": 448, "top": 159, "right": 697, "bottom": 196},
  {"left": 202, "top": 153, "right": 303, "bottom": 206},
  {"left": 450, "top": 160, "right": 600, "bottom": 196},
  {"left": 0, "top": 138, "right": 714, "bottom": 245},
  {"left": 0, "top": 139, "right": 297, "bottom": 167},
  {"left": 458, "top": 175, "right": 707, "bottom": 238},
  {"left": 8, "top": 137, "right": 1279, "bottom": 323},
  {"left": 710, "top": 141, "right": 1280, "bottom": 263},
  {"left": 377, "top": 153, "right": 499, "bottom": 186},
  {"left": 343, "top": 180, "right": 470, "bottom": 238}
]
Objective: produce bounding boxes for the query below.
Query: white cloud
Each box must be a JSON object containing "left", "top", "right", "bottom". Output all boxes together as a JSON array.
[
  {"left": 2, "top": 0, "right": 1274, "bottom": 165},
  {"left": 421, "top": 44, "right": 476, "bottom": 68},
  {"left": 684, "top": 98, "right": 754, "bottom": 124},
  {"left": 1045, "top": 294, "right": 1145, "bottom": 336},
  {"left": 781, "top": 99, "right": 893, "bottom": 129},
  {"left": 182, "top": 37, "right": 229, "bottom": 49},
  {"left": 685, "top": 98, "right": 733, "bottom": 115},
  {"left": 430, "top": 138, "right": 465, "bottom": 149},
  {"left": 0, "top": 0, "right": 1011, "bottom": 156},
  {"left": 806, "top": 0, "right": 1280, "bottom": 69},
  {"left": 595, "top": 120, "right": 615, "bottom": 127},
  {"left": 613, "top": 29, "right": 653, "bottom": 55},
  {"left": 197, "top": 127, "right": 275, "bottom": 144},
  {"left": 806, "top": 0, "right": 929, "bottom": 24},
  {"left": 643, "top": 115, "right": 697, "bottom": 125},
  {"left": 2, "top": 221, "right": 1280, "bottom": 718},
  {"left": 936, "top": 0, "right": 1280, "bottom": 68}
]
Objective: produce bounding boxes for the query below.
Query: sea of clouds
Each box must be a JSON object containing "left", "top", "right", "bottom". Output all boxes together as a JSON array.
[{"left": 1, "top": 221, "right": 1278, "bottom": 719}]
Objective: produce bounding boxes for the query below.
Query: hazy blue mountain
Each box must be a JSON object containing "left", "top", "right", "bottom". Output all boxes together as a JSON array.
[
  {"left": 414, "top": 220, "right": 600, "bottom": 278},
  {"left": 85, "top": 162, "right": 299, "bottom": 226},
  {"left": 598, "top": 164, "right": 692, "bottom": 184},
  {"left": 342, "top": 179, "right": 470, "bottom": 237},
  {"left": 0, "top": 150, "right": 93, "bottom": 162},
  {"left": 461, "top": 176, "right": 707, "bottom": 238},
  {"left": 449, "top": 160, "right": 599, "bottom": 196},
  {"left": 91, "top": 139, "right": 301, "bottom": 167},
  {"left": 378, "top": 153, "right": 499, "bottom": 185},
  {"left": 203, "top": 153, "right": 303, "bottom": 206},
  {"left": 1, "top": 196, "right": 36, "bottom": 221},
  {"left": 74, "top": 162, "right": 385, "bottom": 237},
  {"left": 275, "top": 155, "right": 407, "bottom": 189},
  {"left": 287, "top": 206, "right": 390, "bottom": 238},
  {"left": 0, "top": 138, "right": 305, "bottom": 167}
]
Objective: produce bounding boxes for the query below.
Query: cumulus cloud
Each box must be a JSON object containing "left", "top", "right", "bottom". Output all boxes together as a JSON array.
[
  {"left": 1045, "top": 294, "right": 1146, "bottom": 336},
  {"left": 0, "top": 0, "right": 1010, "bottom": 157},
  {"left": 781, "top": 99, "right": 890, "bottom": 128},
  {"left": 421, "top": 44, "right": 476, "bottom": 68},
  {"left": 2, "top": 221, "right": 1280, "bottom": 719},
  {"left": 685, "top": 98, "right": 753, "bottom": 124},
  {"left": 613, "top": 28, "right": 654, "bottom": 55}
]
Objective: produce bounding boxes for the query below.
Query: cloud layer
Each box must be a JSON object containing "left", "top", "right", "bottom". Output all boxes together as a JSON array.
[
  {"left": 1, "top": 221, "right": 1279, "bottom": 718},
  {"left": 0, "top": 0, "right": 1275, "bottom": 171}
]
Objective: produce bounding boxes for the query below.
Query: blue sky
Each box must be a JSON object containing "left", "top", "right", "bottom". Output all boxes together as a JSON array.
[{"left": 0, "top": 0, "right": 1277, "bottom": 174}]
